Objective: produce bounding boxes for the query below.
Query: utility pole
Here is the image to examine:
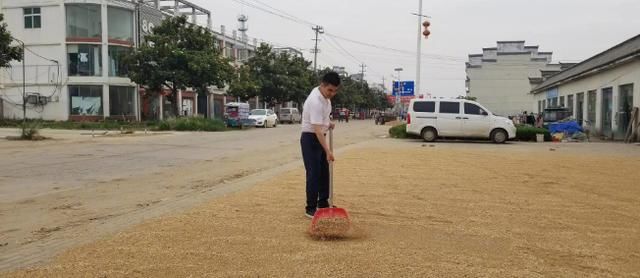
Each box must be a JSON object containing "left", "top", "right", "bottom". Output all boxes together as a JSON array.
[
  {"left": 412, "top": 0, "right": 430, "bottom": 97},
  {"left": 415, "top": 0, "right": 423, "bottom": 96},
  {"left": 21, "top": 41, "right": 26, "bottom": 133},
  {"left": 311, "top": 25, "right": 324, "bottom": 74},
  {"left": 359, "top": 63, "right": 367, "bottom": 88}
]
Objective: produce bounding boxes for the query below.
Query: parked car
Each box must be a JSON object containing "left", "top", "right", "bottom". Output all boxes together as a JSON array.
[
  {"left": 406, "top": 98, "right": 516, "bottom": 143},
  {"left": 279, "top": 108, "right": 301, "bottom": 124},
  {"left": 249, "top": 109, "right": 278, "bottom": 128}
]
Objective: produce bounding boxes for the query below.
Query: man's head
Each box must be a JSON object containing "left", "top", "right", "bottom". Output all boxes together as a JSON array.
[{"left": 319, "top": 72, "right": 341, "bottom": 99}]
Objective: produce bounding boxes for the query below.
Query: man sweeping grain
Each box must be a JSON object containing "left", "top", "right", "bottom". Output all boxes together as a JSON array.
[{"left": 301, "top": 72, "right": 340, "bottom": 219}]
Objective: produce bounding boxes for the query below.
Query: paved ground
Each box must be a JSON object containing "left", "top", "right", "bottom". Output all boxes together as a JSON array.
[
  {"left": 0, "top": 120, "right": 388, "bottom": 272},
  {"left": 3, "top": 138, "right": 640, "bottom": 277}
]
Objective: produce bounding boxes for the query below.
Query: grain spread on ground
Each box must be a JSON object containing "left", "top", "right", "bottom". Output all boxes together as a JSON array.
[
  {"left": 309, "top": 217, "right": 351, "bottom": 239},
  {"left": 5, "top": 143, "right": 640, "bottom": 277}
]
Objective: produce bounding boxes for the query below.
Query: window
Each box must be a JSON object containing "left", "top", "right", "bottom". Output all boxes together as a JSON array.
[
  {"left": 567, "top": 95, "right": 574, "bottom": 115},
  {"left": 24, "top": 7, "right": 41, "bottom": 29},
  {"left": 225, "top": 44, "right": 234, "bottom": 59},
  {"left": 69, "top": 85, "right": 103, "bottom": 116},
  {"left": 108, "top": 7, "right": 133, "bottom": 43},
  {"left": 560, "top": 96, "right": 565, "bottom": 107},
  {"left": 413, "top": 101, "right": 435, "bottom": 113},
  {"left": 109, "top": 86, "right": 135, "bottom": 116},
  {"left": 464, "top": 103, "right": 485, "bottom": 115},
  {"left": 587, "top": 90, "right": 597, "bottom": 122},
  {"left": 538, "top": 100, "right": 542, "bottom": 113},
  {"left": 108, "top": 46, "right": 130, "bottom": 77},
  {"left": 66, "top": 5, "right": 101, "bottom": 40},
  {"left": 576, "top": 93, "right": 584, "bottom": 123},
  {"left": 439, "top": 102, "right": 460, "bottom": 114},
  {"left": 68, "top": 44, "right": 102, "bottom": 76},
  {"left": 542, "top": 99, "right": 546, "bottom": 109}
]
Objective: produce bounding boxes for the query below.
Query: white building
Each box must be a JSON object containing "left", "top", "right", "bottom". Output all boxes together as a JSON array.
[
  {"left": 466, "top": 41, "right": 562, "bottom": 116},
  {"left": 273, "top": 47, "right": 303, "bottom": 58},
  {"left": 532, "top": 34, "right": 640, "bottom": 140},
  {"left": 0, "top": 0, "right": 258, "bottom": 121}
]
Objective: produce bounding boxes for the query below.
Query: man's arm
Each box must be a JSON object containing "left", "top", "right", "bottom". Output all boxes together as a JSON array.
[{"left": 313, "top": 124, "right": 334, "bottom": 162}]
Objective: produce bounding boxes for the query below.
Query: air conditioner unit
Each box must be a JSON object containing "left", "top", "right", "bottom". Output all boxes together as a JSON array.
[
  {"left": 26, "top": 94, "right": 39, "bottom": 104},
  {"left": 38, "top": 95, "right": 49, "bottom": 105}
]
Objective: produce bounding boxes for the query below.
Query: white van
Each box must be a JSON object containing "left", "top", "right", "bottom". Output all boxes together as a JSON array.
[
  {"left": 406, "top": 99, "right": 516, "bottom": 143},
  {"left": 279, "top": 108, "right": 301, "bottom": 124}
]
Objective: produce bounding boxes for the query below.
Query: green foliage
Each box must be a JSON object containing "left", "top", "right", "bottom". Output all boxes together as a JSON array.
[
  {"left": 157, "top": 117, "right": 226, "bottom": 132},
  {"left": 0, "top": 14, "right": 23, "bottom": 67},
  {"left": 0, "top": 119, "right": 151, "bottom": 130},
  {"left": 516, "top": 125, "right": 551, "bottom": 141},
  {"left": 229, "top": 44, "right": 313, "bottom": 107},
  {"left": 388, "top": 124, "right": 419, "bottom": 139},
  {"left": 318, "top": 68, "right": 391, "bottom": 111},
  {"left": 20, "top": 121, "right": 44, "bottom": 140},
  {"left": 227, "top": 65, "right": 260, "bottom": 101},
  {"left": 123, "top": 16, "right": 233, "bottom": 117}
]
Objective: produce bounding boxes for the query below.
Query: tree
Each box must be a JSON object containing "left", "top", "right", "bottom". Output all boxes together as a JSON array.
[
  {"left": 227, "top": 65, "right": 259, "bottom": 101},
  {"left": 0, "top": 14, "right": 23, "bottom": 67},
  {"left": 228, "top": 44, "right": 313, "bottom": 107},
  {"left": 282, "top": 54, "right": 313, "bottom": 108},
  {"left": 124, "top": 16, "right": 233, "bottom": 117},
  {"left": 370, "top": 87, "right": 393, "bottom": 110}
]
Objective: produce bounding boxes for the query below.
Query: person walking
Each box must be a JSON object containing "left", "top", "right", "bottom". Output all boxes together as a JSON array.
[{"left": 300, "top": 72, "right": 341, "bottom": 218}]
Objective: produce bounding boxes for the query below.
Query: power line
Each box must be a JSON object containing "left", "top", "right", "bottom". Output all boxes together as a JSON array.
[
  {"left": 323, "top": 37, "right": 360, "bottom": 66},
  {"left": 326, "top": 35, "right": 362, "bottom": 64},
  {"left": 324, "top": 33, "right": 466, "bottom": 62},
  {"left": 242, "top": 0, "right": 317, "bottom": 27},
  {"left": 229, "top": 0, "right": 467, "bottom": 63},
  {"left": 229, "top": 0, "right": 313, "bottom": 27}
]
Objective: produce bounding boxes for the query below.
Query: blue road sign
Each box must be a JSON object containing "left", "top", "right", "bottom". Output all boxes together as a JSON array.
[{"left": 392, "top": 81, "right": 415, "bottom": 96}]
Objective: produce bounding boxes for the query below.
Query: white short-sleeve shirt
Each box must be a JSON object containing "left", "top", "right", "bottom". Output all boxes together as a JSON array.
[{"left": 302, "top": 86, "right": 331, "bottom": 133}]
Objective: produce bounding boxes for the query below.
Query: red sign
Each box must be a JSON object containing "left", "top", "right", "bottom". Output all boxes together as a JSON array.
[{"left": 386, "top": 95, "right": 414, "bottom": 105}]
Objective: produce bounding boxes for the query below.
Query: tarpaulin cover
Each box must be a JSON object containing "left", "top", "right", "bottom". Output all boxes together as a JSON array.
[{"left": 549, "top": 121, "right": 583, "bottom": 135}]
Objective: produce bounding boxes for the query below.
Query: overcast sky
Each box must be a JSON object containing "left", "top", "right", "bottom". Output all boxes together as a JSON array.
[{"left": 192, "top": 0, "right": 640, "bottom": 97}]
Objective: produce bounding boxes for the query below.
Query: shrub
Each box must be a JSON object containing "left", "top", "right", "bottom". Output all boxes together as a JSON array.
[
  {"left": 157, "top": 117, "right": 226, "bottom": 132},
  {"left": 388, "top": 124, "right": 419, "bottom": 139},
  {"left": 516, "top": 125, "right": 551, "bottom": 142}
]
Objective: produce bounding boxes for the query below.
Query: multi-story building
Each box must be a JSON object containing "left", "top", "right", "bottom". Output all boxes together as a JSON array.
[
  {"left": 273, "top": 47, "right": 303, "bottom": 58},
  {"left": 0, "top": 0, "right": 258, "bottom": 121},
  {"left": 466, "top": 41, "right": 561, "bottom": 116}
]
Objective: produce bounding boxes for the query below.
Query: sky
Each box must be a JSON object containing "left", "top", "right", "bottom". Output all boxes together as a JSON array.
[{"left": 190, "top": 0, "right": 640, "bottom": 97}]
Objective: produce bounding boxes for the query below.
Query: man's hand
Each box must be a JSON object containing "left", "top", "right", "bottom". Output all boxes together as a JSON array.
[
  {"left": 326, "top": 151, "right": 335, "bottom": 162},
  {"left": 329, "top": 122, "right": 336, "bottom": 130}
]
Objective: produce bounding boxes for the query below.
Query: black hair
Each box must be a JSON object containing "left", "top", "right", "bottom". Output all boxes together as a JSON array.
[{"left": 321, "top": 72, "right": 341, "bottom": 87}]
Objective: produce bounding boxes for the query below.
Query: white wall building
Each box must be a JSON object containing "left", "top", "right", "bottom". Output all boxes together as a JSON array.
[
  {"left": 532, "top": 35, "right": 640, "bottom": 140},
  {"left": 0, "top": 0, "right": 259, "bottom": 121},
  {"left": 466, "top": 41, "right": 561, "bottom": 116}
]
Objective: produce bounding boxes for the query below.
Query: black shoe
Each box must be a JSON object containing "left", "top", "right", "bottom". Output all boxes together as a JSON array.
[{"left": 305, "top": 209, "right": 316, "bottom": 219}]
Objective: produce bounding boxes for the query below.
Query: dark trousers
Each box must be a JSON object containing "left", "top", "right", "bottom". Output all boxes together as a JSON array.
[{"left": 300, "top": 132, "right": 330, "bottom": 211}]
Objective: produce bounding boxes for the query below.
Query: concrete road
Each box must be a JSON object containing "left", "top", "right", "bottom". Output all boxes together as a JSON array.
[{"left": 0, "top": 120, "right": 389, "bottom": 271}]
